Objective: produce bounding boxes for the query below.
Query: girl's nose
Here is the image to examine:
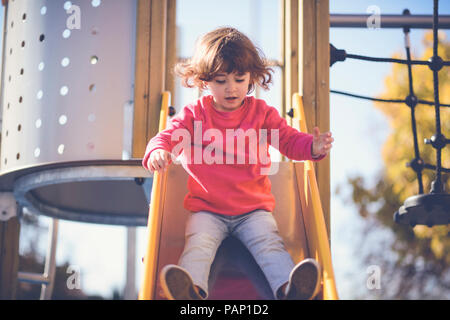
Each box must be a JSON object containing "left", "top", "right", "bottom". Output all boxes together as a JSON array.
[{"left": 225, "top": 83, "right": 236, "bottom": 92}]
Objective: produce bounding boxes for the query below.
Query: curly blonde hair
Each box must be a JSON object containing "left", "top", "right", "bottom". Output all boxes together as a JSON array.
[{"left": 174, "top": 27, "right": 273, "bottom": 94}]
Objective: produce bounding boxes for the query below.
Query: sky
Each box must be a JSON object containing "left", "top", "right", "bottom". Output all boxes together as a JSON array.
[{"left": 1, "top": 0, "right": 449, "bottom": 300}]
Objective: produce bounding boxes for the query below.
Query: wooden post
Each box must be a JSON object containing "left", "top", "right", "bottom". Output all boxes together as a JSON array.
[
  {"left": 300, "top": 0, "right": 330, "bottom": 236},
  {"left": 132, "top": 0, "right": 152, "bottom": 158},
  {"left": 132, "top": 0, "right": 176, "bottom": 159},
  {"left": 0, "top": 216, "right": 20, "bottom": 299},
  {"left": 165, "top": 0, "right": 177, "bottom": 103},
  {"left": 284, "top": 0, "right": 299, "bottom": 120}
]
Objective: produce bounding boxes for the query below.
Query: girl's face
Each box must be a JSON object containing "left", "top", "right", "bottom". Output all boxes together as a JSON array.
[{"left": 205, "top": 72, "right": 251, "bottom": 112}]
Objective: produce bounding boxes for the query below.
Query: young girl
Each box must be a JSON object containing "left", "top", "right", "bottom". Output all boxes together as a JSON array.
[{"left": 142, "top": 27, "right": 333, "bottom": 300}]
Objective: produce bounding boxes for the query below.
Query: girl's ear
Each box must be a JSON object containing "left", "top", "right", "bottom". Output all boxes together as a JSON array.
[
  {"left": 247, "top": 79, "right": 255, "bottom": 94},
  {"left": 248, "top": 74, "right": 255, "bottom": 92}
]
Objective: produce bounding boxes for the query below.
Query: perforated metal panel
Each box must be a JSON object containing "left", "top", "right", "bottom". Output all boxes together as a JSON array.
[{"left": 1, "top": 0, "right": 137, "bottom": 174}]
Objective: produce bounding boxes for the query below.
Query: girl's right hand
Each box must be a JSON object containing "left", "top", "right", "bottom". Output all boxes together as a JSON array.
[{"left": 147, "top": 149, "right": 172, "bottom": 172}]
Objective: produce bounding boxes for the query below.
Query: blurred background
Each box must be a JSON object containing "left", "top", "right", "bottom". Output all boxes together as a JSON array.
[{"left": 1, "top": 0, "right": 449, "bottom": 299}]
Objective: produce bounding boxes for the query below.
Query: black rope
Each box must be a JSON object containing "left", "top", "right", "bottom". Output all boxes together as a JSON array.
[
  {"left": 330, "top": 91, "right": 449, "bottom": 176},
  {"left": 345, "top": 53, "right": 431, "bottom": 66},
  {"left": 330, "top": 2, "right": 449, "bottom": 197},
  {"left": 423, "top": 163, "right": 450, "bottom": 173},
  {"left": 331, "top": 1, "right": 450, "bottom": 226},
  {"left": 417, "top": 99, "right": 450, "bottom": 107},
  {"left": 346, "top": 53, "right": 450, "bottom": 66},
  {"left": 403, "top": 9, "right": 425, "bottom": 194},
  {"left": 330, "top": 90, "right": 404, "bottom": 103},
  {"left": 429, "top": 0, "right": 445, "bottom": 193},
  {"left": 331, "top": 41, "right": 450, "bottom": 69},
  {"left": 330, "top": 90, "right": 450, "bottom": 107}
]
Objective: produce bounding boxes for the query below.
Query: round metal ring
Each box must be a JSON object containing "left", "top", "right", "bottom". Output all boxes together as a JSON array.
[{"left": 13, "top": 165, "right": 152, "bottom": 226}]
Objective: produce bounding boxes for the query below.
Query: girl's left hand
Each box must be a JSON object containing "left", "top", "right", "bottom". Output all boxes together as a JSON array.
[{"left": 312, "top": 127, "right": 334, "bottom": 158}]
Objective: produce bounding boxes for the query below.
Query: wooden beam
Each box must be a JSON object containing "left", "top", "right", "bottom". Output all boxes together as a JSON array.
[
  {"left": 165, "top": 0, "right": 177, "bottom": 103},
  {"left": 302, "top": 0, "right": 317, "bottom": 135},
  {"left": 315, "top": 0, "right": 330, "bottom": 237},
  {"left": 0, "top": 217, "right": 20, "bottom": 299},
  {"left": 132, "top": 0, "right": 171, "bottom": 159},
  {"left": 147, "top": 0, "right": 168, "bottom": 142},
  {"left": 284, "top": 0, "right": 299, "bottom": 119},
  {"left": 301, "top": 0, "right": 330, "bottom": 236},
  {"left": 132, "top": 0, "right": 152, "bottom": 159},
  {"left": 280, "top": 0, "right": 286, "bottom": 118}
]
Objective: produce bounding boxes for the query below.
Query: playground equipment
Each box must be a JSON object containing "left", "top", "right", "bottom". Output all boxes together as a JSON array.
[
  {"left": 0, "top": 0, "right": 149, "bottom": 225},
  {"left": 0, "top": 0, "right": 150, "bottom": 299},
  {"left": 0, "top": 0, "right": 333, "bottom": 300},
  {"left": 330, "top": 0, "right": 450, "bottom": 227},
  {"left": 138, "top": 92, "right": 338, "bottom": 300}
]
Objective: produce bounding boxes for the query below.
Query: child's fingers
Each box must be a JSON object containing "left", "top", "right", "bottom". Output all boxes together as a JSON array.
[
  {"left": 163, "top": 151, "right": 173, "bottom": 165},
  {"left": 162, "top": 151, "right": 172, "bottom": 168},
  {"left": 323, "top": 143, "right": 333, "bottom": 153},
  {"left": 313, "top": 127, "right": 320, "bottom": 138},
  {"left": 152, "top": 161, "right": 164, "bottom": 172},
  {"left": 147, "top": 159, "right": 158, "bottom": 173},
  {"left": 147, "top": 160, "right": 156, "bottom": 172},
  {"left": 319, "top": 133, "right": 333, "bottom": 144},
  {"left": 149, "top": 156, "right": 161, "bottom": 171},
  {"left": 149, "top": 160, "right": 157, "bottom": 172},
  {"left": 312, "top": 130, "right": 334, "bottom": 157},
  {"left": 154, "top": 151, "right": 171, "bottom": 171},
  {"left": 156, "top": 154, "right": 167, "bottom": 170},
  {"left": 147, "top": 150, "right": 173, "bottom": 173}
]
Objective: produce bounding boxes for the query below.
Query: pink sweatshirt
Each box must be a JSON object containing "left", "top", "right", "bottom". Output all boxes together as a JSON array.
[{"left": 142, "top": 95, "right": 324, "bottom": 216}]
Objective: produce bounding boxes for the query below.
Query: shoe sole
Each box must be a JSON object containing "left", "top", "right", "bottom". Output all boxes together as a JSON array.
[
  {"left": 288, "top": 259, "right": 321, "bottom": 300},
  {"left": 160, "top": 265, "right": 200, "bottom": 300}
]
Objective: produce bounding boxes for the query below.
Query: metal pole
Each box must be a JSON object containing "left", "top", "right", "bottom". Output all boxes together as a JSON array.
[
  {"left": 40, "top": 218, "right": 59, "bottom": 300},
  {"left": 251, "top": 0, "right": 261, "bottom": 99},
  {"left": 124, "top": 227, "right": 136, "bottom": 300},
  {"left": 330, "top": 14, "right": 450, "bottom": 29}
]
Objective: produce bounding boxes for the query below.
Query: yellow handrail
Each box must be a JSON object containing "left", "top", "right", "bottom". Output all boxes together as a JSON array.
[
  {"left": 292, "top": 93, "right": 339, "bottom": 300},
  {"left": 138, "top": 91, "right": 171, "bottom": 300}
]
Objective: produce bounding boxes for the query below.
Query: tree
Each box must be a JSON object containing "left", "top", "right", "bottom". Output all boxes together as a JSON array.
[{"left": 339, "top": 31, "right": 450, "bottom": 299}]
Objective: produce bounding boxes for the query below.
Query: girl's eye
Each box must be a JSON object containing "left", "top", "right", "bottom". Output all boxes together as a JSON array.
[
  {"left": 215, "top": 80, "right": 225, "bottom": 84},
  {"left": 236, "top": 79, "right": 244, "bottom": 83}
]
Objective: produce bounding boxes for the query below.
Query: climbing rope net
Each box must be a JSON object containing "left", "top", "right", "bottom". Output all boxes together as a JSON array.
[{"left": 330, "top": 0, "right": 449, "bottom": 227}]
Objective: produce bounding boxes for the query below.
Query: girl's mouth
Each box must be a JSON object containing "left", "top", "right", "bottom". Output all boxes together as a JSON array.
[{"left": 225, "top": 97, "right": 238, "bottom": 101}]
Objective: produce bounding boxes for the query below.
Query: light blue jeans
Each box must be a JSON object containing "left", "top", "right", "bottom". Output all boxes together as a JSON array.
[{"left": 178, "top": 210, "right": 295, "bottom": 299}]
